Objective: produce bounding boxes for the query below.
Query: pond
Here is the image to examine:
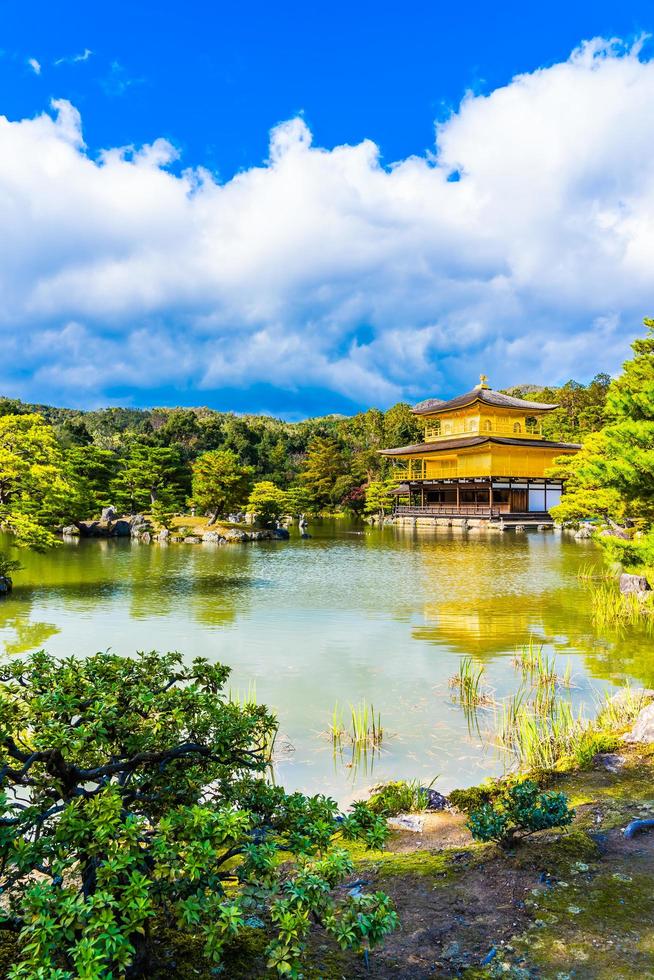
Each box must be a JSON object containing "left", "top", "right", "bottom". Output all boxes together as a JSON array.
[{"left": 0, "top": 522, "right": 651, "bottom": 804}]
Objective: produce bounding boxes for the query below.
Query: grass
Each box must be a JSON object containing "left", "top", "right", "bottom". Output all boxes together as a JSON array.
[
  {"left": 495, "top": 681, "right": 647, "bottom": 773},
  {"left": 326, "top": 700, "right": 383, "bottom": 749},
  {"left": 590, "top": 581, "right": 654, "bottom": 630},
  {"left": 448, "top": 657, "right": 493, "bottom": 708},
  {"left": 367, "top": 779, "right": 432, "bottom": 816}
]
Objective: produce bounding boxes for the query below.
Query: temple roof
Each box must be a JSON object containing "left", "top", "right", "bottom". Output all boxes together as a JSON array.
[
  {"left": 380, "top": 435, "right": 581, "bottom": 456},
  {"left": 412, "top": 387, "right": 558, "bottom": 416}
]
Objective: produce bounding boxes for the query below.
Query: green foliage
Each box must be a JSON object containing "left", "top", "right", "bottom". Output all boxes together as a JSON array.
[
  {"left": 0, "top": 413, "right": 75, "bottom": 552},
  {"left": 363, "top": 479, "right": 396, "bottom": 518},
  {"left": 467, "top": 780, "right": 574, "bottom": 847},
  {"left": 192, "top": 449, "right": 254, "bottom": 523},
  {"left": 300, "top": 435, "right": 360, "bottom": 511},
  {"left": 247, "top": 481, "right": 288, "bottom": 527},
  {"left": 111, "top": 444, "right": 187, "bottom": 513},
  {"left": 0, "top": 650, "right": 396, "bottom": 978},
  {"left": 0, "top": 554, "right": 21, "bottom": 581},
  {"left": 367, "top": 780, "right": 429, "bottom": 817},
  {"left": 150, "top": 495, "right": 177, "bottom": 531},
  {"left": 550, "top": 320, "right": 654, "bottom": 542}
]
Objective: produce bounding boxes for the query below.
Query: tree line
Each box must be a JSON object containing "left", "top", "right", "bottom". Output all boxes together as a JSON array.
[{"left": 0, "top": 373, "right": 611, "bottom": 560}]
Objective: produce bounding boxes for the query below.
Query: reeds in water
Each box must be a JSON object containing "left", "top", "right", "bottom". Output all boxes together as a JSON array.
[
  {"left": 326, "top": 699, "right": 383, "bottom": 749},
  {"left": 590, "top": 582, "right": 653, "bottom": 631},
  {"left": 449, "top": 657, "right": 493, "bottom": 708}
]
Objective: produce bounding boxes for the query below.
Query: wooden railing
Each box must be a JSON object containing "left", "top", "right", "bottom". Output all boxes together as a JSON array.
[
  {"left": 423, "top": 420, "right": 542, "bottom": 441},
  {"left": 395, "top": 504, "right": 503, "bottom": 517}
]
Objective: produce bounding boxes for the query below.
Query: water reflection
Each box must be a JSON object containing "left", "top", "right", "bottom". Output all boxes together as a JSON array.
[{"left": 0, "top": 524, "right": 652, "bottom": 799}]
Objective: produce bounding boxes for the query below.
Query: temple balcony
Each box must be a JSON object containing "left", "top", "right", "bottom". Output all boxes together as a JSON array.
[{"left": 423, "top": 419, "right": 543, "bottom": 441}]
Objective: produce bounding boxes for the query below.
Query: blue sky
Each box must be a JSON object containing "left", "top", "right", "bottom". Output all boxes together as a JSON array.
[{"left": 1, "top": 1, "right": 654, "bottom": 415}]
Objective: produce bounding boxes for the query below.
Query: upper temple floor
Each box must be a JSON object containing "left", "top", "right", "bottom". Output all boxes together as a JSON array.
[{"left": 412, "top": 376, "right": 558, "bottom": 442}]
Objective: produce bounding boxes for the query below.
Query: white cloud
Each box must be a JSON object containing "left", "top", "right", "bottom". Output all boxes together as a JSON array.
[
  {"left": 27, "top": 58, "right": 41, "bottom": 75},
  {"left": 1, "top": 36, "right": 654, "bottom": 412},
  {"left": 54, "top": 48, "right": 92, "bottom": 67}
]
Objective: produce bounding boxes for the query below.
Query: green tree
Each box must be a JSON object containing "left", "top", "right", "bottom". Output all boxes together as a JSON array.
[
  {"left": 0, "top": 650, "right": 397, "bottom": 978},
  {"left": 382, "top": 402, "right": 423, "bottom": 450},
  {"left": 192, "top": 449, "right": 254, "bottom": 524},
  {"left": 364, "top": 480, "right": 397, "bottom": 519},
  {"left": 301, "top": 436, "right": 356, "bottom": 511},
  {"left": 247, "top": 481, "right": 288, "bottom": 527},
  {"left": 65, "top": 444, "right": 118, "bottom": 519},
  {"left": 112, "top": 445, "right": 187, "bottom": 513},
  {"left": 551, "top": 320, "right": 654, "bottom": 535},
  {"left": 0, "top": 413, "right": 73, "bottom": 550},
  {"left": 550, "top": 320, "right": 654, "bottom": 575}
]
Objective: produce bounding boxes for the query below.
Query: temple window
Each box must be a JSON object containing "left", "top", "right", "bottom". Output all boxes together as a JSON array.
[
  {"left": 483, "top": 419, "right": 492, "bottom": 432},
  {"left": 513, "top": 421, "right": 522, "bottom": 433}
]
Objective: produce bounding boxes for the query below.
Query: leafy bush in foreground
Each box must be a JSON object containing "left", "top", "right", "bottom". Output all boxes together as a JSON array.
[
  {"left": 467, "top": 780, "right": 574, "bottom": 848},
  {"left": 0, "top": 650, "right": 397, "bottom": 978}
]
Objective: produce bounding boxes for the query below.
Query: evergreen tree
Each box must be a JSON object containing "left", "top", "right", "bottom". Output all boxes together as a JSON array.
[
  {"left": 111, "top": 445, "right": 187, "bottom": 513},
  {"left": 551, "top": 319, "right": 654, "bottom": 535},
  {"left": 192, "top": 449, "right": 254, "bottom": 523},
  {"left": 301, "top": 436, "right": 354, "bottom": 511}
]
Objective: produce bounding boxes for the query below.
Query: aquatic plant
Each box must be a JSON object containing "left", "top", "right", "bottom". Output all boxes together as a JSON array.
[
  {"left": 590, "top": 581, "right": 654, "bottom": 630},
  {"left": 467, "top": 780, "right": 574, "bottom": 848},
  {"left": 326, "top": 700, "right": 383, "bottom": 749},
  {"left": 449, "top": 657, "right": 493, "bottom": 708},
  {"left": 350, "top": 699, "right": 383, "bottom": 748},
  {"left": 511, "top": 636, "right": 544, "bottom": 674}
]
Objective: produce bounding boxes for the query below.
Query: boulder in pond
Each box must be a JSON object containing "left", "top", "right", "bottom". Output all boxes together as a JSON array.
[
  {"left": 574, "top": 524, "right": 593, "bottom": 539},
  {"left": 224, "top": 528, "right": 249, "bottom": 543},
  {"left": 619, "top": 572, "right": 651, "bottom": 595},
  {"left": 0, "top": 576, "right": 12, "bottom": 595},
  {"left": 101, "top": 506, "right": 117, "bottom": 522},
  {"left": 62, "top": 525, "right": 80, "bottom": 537},
  {"left": 624, "top": 703, "right": 654, "bottom": 744},
  {"left": 111, "top": 519, "right": 131, "bottom": 537},
  {"left": 202, "top": 531, "right": 225, "bottom": 543},
  {"left": 183, "top": 536, "right": 202, "bottom": 544},
  {"left": 273, "top": 528, "right": 290, "bottom": 540},
  {"left": 157, "top": 529, "right": 170, "bottom": 542}
]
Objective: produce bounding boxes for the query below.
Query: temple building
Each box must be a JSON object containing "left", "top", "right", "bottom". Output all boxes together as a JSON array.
[{"left": 381, "top": 376, "right": 580, "bottom": 524}]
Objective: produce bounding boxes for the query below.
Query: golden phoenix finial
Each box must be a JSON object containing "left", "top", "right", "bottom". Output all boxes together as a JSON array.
[{"left": 478, "top": 373, "right": 489, "bottom": 389}]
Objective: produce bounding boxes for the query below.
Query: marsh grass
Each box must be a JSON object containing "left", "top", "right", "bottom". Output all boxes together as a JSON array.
[
  {"left": 577, "top": 562, "right": 613, "bottom": 582},
  {"left": 449, "top": 657, "right": 493, "bottom": 708},
  {"left": 590, "top": 582, "right": 654, "bottom": 631},
  {"left": 325, "top": 699, "right": 383, "bottom": 750}
]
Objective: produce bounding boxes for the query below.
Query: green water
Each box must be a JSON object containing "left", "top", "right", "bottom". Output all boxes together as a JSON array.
[{"left": 1, "top": 523, "right": 651, "bottom": 804}]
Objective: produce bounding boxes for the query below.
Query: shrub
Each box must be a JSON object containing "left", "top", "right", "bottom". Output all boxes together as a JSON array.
[
  {"left": 467, "top": 780, "right": 574, "bottom": 848},
  {"left": 0, "top": 650, "right": 397, "bottom": 978},
  {"left": 367, "top": 780, "right": 429, "bottom": 816}
]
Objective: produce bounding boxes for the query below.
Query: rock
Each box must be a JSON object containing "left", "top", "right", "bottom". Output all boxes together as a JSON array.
[
  {"left": 101, "top": 506, "right": 116, "bottom": 522},
  {"left": 62, "top": 525, "right": 80, "bottom": 537},
  {"left": 386, "top": 814, "right": 425, "bottom": 833},
  {"left": 273, "top": 528, "right": 290, "bottom": 540},
  {"left": 441, "top": 942, "right": 460, "bottom": 960},
  {"left": 514, "top": 524, "right": 525, "bottom": 533},
  {"left": 202, "top": 531, "right": 225, "bottom": 543},
  {"left": 0, "top": 576, "right": 12, "bottom": 595},
  {"left": 423, "top": 788, "right": 451, "bottom": 811},
  {"left": 619, "top": 572, "right": 651, "bottom": 595},
  {"left": 593, "top": 753, "right": 627, "bottom": 773},
  {"left": 537, "top": 523, "right": 550, "bottom": 531},
  {"left": 575, "top": 524, "right": 593, "bottom": 539},
  {"left": 300, "top": 532, "right": 312, "bottom": 539},
  {"left": 129, "top": 514, "right": 149, "bottom": 537},
  {"left": 183, "top": 536, "right": 201, "bottom": 544},
  {"left": 224, "top": 529, "right": 249, "bottom": 543},
  {"left": 139, "top": 532, "right": 151, "bottom": 544},
  {"left": 170, "top": 535, "right": 185, "bottom": 543},
  {"left": 250, "top": 529, "right": 272, "bottom": 540},
  {"left": 110, "top": 519, "right": 131, "bottom": 537},
  {"left": 624, "top": 703, "right": 654, "bottom": 744},
  {"left": 157, "top": 529, "right": 170, "bottom": 541}
]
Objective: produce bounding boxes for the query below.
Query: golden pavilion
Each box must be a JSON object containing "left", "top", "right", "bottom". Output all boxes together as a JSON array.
[{"left": 381, "top": 376, "right": 580, "bottom": 522}]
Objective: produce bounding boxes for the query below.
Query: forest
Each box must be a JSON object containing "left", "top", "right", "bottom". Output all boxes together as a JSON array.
[{"left": 0, "top": 373, "right": 611, "bottom": 531}]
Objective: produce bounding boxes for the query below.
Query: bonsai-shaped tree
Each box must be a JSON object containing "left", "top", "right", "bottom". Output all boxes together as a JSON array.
[
  {"left": 467, "top": 780, "right": 574, "bottom": 849},
  {"left": 0, "top": 650, "right": 397, "bottom": 978}
]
